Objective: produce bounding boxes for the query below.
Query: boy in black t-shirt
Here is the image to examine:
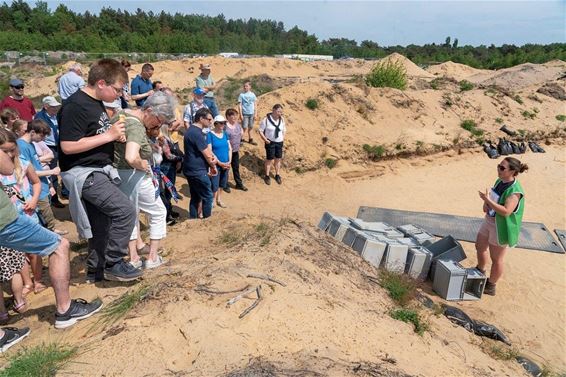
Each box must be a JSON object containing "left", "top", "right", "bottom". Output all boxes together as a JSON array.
[{"left": 59, "top": 59, "right": 142, "bottom": 283}]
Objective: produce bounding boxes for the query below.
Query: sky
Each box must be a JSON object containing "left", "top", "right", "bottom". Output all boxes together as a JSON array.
[{"left": 27, "top": 1, "right": 566, "bottom": 46}]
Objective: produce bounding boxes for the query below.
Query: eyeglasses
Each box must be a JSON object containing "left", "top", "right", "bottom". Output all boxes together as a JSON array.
[
  {"left": 11, "top": 85, "right": 24, "bottom": 89},
  {"left": 105, "top": 82, "right": 123, "bottom": 95},
  {"left": 497, "top": 164, "right": 509, "bottom": 171}
]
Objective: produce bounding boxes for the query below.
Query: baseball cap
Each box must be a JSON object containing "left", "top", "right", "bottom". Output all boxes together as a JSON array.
[
  {"left": 9, "top": 78, "right": 24, "bottom": 87},
  {"left": 213, "top": 115, "right": 227, "bottom": 123},
  {"left": 199, "top": 64, "right": 211, "bottom": 70},
  {"left": 193, "top": 87, "right": 206, "bottom": 96},
  {"left": 42, "top": 96, "right": 61, "bottom": 107}
]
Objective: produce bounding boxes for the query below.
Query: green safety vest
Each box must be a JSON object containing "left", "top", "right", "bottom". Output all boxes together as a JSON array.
[{"left": 494, "top": 178, "right": 525, "bottom": 247}]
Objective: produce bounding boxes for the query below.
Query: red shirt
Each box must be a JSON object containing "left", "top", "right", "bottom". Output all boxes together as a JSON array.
[{"left": 0, "top": 96, "right": 36, "bottom": 121}]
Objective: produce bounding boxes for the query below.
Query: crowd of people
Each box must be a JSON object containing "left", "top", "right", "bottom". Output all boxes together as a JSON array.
[{"left": 0, "top": 58, "right": 287, "bottom": 352}]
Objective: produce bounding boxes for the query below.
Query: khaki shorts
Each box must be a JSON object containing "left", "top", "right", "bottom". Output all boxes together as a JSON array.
[{"left": 478, "top": 216, "right": 502, "bottom": 246}]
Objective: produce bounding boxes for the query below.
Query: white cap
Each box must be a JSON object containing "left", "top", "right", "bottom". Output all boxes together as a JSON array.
[
  {"left": 42, "top": 96, "right": 61, "bottom": 107},
  {"left": 213, "top": 115, "right": 227, "bottom": 123}
]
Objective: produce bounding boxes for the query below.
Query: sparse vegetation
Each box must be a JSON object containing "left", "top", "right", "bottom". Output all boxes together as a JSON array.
[
  {"left": 363, "top": 144, "right": 386, "bottom": 161},
  {"left": 460, "top": 119, "right": 484, "bottom": 137},
  {"left": 495, "top": 118, "right": 503, "bottom": 124},
  {"left": 390, "top": 308, "right": 428, "bottom": 336},
  {"left": 255, "top": 222, "right": 272, "bottom": 247},
  {"left": 486, "top": 345, "right": 520, "bottom": 361},
  {"left": 556, "top": 114, "right": 566, "bottom": 122},
  {"left": 459, "top": 80, "right": 474, "bottom": 91},
  {"left": 218, "top": 75, "right": 276, "bottom": 108},
  {"left": 521, "top": 110, "right": 536, "bottom": 119},
  {"left": 514, "top": 95, "right": 524, "bottom": 104},
  {"left": 366, "top": 60, "right": 407, "bottom": 90},
  {"left": 305, "top": 98, "right": 319, "bottom": 110},
  {"left": 429, "top": 78, "right": 442, "bottom": 90},
  {"left": 528, "top": 94, "right": 543, "bottom": 103},
  {"left": 218, "top": 231, "right": 243, "bottom": 246},
  {"left": 324, "top": 158, "right": 337, "bottom": 169},
  {"left": 0, "top": 343, "right": 77, "bottom": 377},
  {"left": 379, "top": 270, "right": 417, "bottom": 307},
  {"left": 94, "top": 286, "right": 149, "bottom": 328}
]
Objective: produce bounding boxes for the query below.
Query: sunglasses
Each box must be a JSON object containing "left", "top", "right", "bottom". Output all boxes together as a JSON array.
[
  {"left": 497, "top": 164, "right": 509, "bottom": 171},
  {"left": 11, "top": 85, "right": 24, "bottom": 89}
]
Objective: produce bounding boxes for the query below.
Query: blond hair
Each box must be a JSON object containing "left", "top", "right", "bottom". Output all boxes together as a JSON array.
[{"left": 0, "top": 128, "right": 24, "bottom": 184}]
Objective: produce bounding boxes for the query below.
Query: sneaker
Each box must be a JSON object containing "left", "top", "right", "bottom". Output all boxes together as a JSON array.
[
  {"left": 275, "top": 175, "right": 282, "bottom": 185},
  {"left": 484, "top": 280, "right": 496, "bottom": 296},
  {"left": 129, "top": 259, "right": 143, "bottom": 269},
  {"left": 235, "top": 184, "right": 248, "bottom": 191},
  {"left": 170, "top": 211, "right": 180, "bottom": 219},
  {"left": 264, "top": 175, "right": 271, "bottom": 185},
  {"left": 223, "top": 186, "right": 231, "bottom": 193},
  {"left": 54, "top": 298, "right": 103, "bottom": 329},
  {"left": 0, "top": 327, "right": 30, "bottom": 352},
  {"left": 104, "top": 261, "right": 143, "bottom": 282},
  {"left": 144, "top": 255, "right": 165, "bottom": 270},
  {"left": 85, "top": 269, "right": 103, "bottom": 284},
  {"left": 166, "top": 217, "right": 177, "bottom": 226}
]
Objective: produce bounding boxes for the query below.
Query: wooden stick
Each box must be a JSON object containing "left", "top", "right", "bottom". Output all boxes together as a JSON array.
[
  {"left": 239, "top": 285, "right": 263, "bottom": 319},
  {"left": 247, "top": 272, "right": 287, "bottom": 287},
  {"left": 194, "top": 284, "right": 251, "bottom": 295},
  {"left": 226, "top": 285, "right": 258, "bottom": 306}
]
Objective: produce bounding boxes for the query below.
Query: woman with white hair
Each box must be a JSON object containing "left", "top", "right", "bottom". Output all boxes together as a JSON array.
[{"left": 113, "top": 91, "right": 176, "bottom": 270}]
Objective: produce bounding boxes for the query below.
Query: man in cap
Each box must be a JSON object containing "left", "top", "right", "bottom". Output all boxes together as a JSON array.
[
  {"left": 183, "top": 87, "right": 209, "bottom": 128},
  {"left": 0, "top": 78, "right": 36, "bottom": 121},
  {"left": 58, "top": 63, "right": 85, "bottom": 104},
  {"left": 195, "top": 64, "right": 219, "bottom": 117},
  {"left": 34, "top": 96, "right": 66, "bottom": 207}
]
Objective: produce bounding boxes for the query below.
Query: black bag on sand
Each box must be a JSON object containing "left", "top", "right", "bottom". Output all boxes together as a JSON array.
[
  {"left": 510, "top": 141, "right": 521, "bottom": 154},
  {"left": 482, "top": 142, "right": 499, "bottom": 159},
  {"left": 497, "top": 138, "right": 513, "bottom": 155}
]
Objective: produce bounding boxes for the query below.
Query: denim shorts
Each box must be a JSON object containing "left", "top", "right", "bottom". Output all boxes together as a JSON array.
[
  {"left": 0, "top": 214, "right": 61, "bottom": 257},
  {"left": 242, "top": 115, "right": 254, "bottom": 129},
  {"left": 210, "top": 167, "right": 229, "bottom": 192}
]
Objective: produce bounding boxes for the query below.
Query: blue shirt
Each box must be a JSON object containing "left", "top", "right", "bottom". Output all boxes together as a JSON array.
[
  {"left": 183, "top": 125, "right": 209, "bottom": 177},
  {"left": 58, "top": 71, "right": 85, "bottom": 100},
  {"left": 131, "top": 75, "right": 153, "bottom": 106},
  {"left": 238, "top": 91, "right": 257, "bottom": 115},
  {"left": 207, "top": 131, "right": 230, "bottom": 163},
  {"left": 34, "top": 109, "right": 58, "bottom": 146},
  {"left": 17, "top": 139, "right": 50, "bottom": 199}
]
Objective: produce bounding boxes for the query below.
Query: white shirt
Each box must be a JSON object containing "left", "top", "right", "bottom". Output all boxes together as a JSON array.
[{"left": 259, "top": 114, "right": 286, "bottom": 143}]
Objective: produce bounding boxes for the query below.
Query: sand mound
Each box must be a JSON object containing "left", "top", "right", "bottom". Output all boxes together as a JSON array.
[
  {"left": 376, "top": 53, "right": 434, "bottom": 78},
  {"left": 468, "top": 62, "right": 566, "bottom": 90},
  {"left": 426, "top": 61, "right": 491, "bottom": 81}
]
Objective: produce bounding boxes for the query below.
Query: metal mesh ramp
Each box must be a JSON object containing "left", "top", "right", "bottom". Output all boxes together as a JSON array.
[
  {"left": 555, "top": 230, "right": 566, "bottom": 251},
  {"left": 357, "top": 207, "right": 564, "bottom": 254}
]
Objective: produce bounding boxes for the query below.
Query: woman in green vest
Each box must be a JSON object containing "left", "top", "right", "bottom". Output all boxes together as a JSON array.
[{"left": 476, "top": 157, "right": 528, "bottom": 296}]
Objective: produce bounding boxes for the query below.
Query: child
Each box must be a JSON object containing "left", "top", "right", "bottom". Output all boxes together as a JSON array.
[
  {"left": 225, "top": 108, "right": 247, "bottom": 191},
  {"left": 238, "top": 81, "right": 258, "bottom": 145},
  {"left": 0, "top": 128, "right": 42, "bottom": 306}
]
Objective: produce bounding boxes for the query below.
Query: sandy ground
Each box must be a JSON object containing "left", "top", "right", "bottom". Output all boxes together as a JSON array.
[{"left": 1, "top": 56, "right": 564, "bottom": 376}]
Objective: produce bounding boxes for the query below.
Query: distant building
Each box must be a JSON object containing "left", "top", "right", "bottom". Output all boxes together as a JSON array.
[
  {"left": 282, "top": 54, "right": 334, "bottom": 62},
  {"left": 219, "top": 52, "right": 239, "bottom": 58}
]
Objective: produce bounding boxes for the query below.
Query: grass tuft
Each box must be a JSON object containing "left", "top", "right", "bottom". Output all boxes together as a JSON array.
[
  {"left": 459, "top": 80, "right": 474, "bottom": 91},
  {"left": 363, "top": 144, "right": 385, "bottom": 161},
  {"left": 390, "top": 308, "right": 428, "bottom": 336},
  {"left": 486, "top": 345, "right": 520, "bottom": 361},
  {"left": 93, "top": 285, "right": 150, "bottom": 329},
  {"left": 255, "top": 222, "right": 272, "bottom": 247},
  {"left": 514, "top": 95, "right": 523, "bottom": 104},
  {"left": 305, "top": 98, "right": 319, "bottom": 110},
  {"left": 495, "top": 117, "right": 503, "bottom": 124},
  {"left": 555, "top": 114, "right": 566, "bottom": 122},
  {"left": 324, "top": 158, "right": 337, "bottom": 169},
  {"left": 0, "top": 343, "right": 77, "bottom": 377},
  {"left": 379, "top": 270, "right": 416, "bottom": 307},
  {"left": 521, "top": 110, "right": 536, "bottom": 120},
  {"left": 218, "top": 231, "right": 243, "bottom": 246},
  {"left": 460, "top": 119, "right": 484, "bottom": 137},
  {"left": 366, "top": 60, "right": 407, "bottom": 90}
]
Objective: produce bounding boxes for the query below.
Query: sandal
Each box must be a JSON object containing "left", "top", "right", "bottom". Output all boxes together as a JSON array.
[
  {"left": 136, "top": 245, "right": 150, "bottom": 255},
  {"left": 34, "top": 282, "right": 48, "bottom": 294},
  {"left": 0, "top": 312, "right": 9, "bottom": 325},
  {"left": 13, "top": 300, "right": 28, "bottom": 314}
]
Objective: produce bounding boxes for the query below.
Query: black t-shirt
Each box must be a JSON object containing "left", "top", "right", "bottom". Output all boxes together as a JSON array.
[
  {"left": 493, "top": 180, "right": 514, "bottom": 197},
  {"left": 58, "top": 90, "right": 114, "bottom": 171}
]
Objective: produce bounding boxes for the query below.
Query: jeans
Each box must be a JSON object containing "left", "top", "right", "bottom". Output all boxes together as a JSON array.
[
  {"left": 187, "top": 173, "right": 213, "bottom": 219},
  {"left": 231, "top": 151, "right": 243, "bottom": 187},
  {"left": 0, "top": 214, "right": 60, "bottom": 257},
  {"left": 203, "top": 97, "right": 219, "bottom": 117},
  {"left": 81, "top": 172, "right": 135, "bottom": 273}
]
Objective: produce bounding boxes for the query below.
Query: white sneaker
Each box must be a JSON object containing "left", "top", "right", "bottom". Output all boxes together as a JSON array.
[
  {"left": 144, "top": 255, "right": 165, "bottom": 269},
  {"left": 129, "top": 259, "right": 143, "bottom": 269}
]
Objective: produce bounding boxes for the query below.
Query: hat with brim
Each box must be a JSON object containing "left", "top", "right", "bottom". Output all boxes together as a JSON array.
[
  {"left": 42, "top": 96, "right": 61, "bottom": 107},
  {"left": 9, "top": 78, "right": 23, "bottom": 87},
  {"left": 213, "top": 115, "right": 227, "bottom": 123},
  {"left": 193, "top": 87, "right": 206, "bottom": 96},
  {"left": 199, "top": 64, "right": 211, "bottom": 70}
]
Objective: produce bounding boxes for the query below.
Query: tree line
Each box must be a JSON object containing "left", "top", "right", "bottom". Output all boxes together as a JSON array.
[{"left": 1, "top": 1, "right": 564, "bottom": 69}]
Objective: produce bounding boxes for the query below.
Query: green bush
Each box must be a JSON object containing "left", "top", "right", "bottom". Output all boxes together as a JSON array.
[
  {"left": 366, "top": 60, "right": 407, "bottom": 90},
  {"left": 495, "top": 117, "right": 503, "bottom": 124},
  {"left": 363, "top": 144, "right": 386, "bottom": 161},
  {"left": 390, "top": 308, "right": 428, "bottom": 335},
  {"left": 514, "top": 95, "right": 524, "bottom": 104},
  {"left": 556, "top": 114, "right": 566, "bottom": 122},
  {"left": 0, "top": 343, "right": 77, "bottom": 377},
  {"left": 521, "top": 110, "right": 536, "bottom": 120},
  {"left": 459, "top": 80, "right": 474, "bottom": 91},
  {"left": 324, "top": 158, "right": 337, "bottom": 169},
  {"left": 460, "top": 119, "right": 484, "bottom": 137},
  {"left": 305, "top": 98, "right": 319, "bottom": 110},
  {"left": 379, "top": 270, "right": 416, "bottom": 307}
]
